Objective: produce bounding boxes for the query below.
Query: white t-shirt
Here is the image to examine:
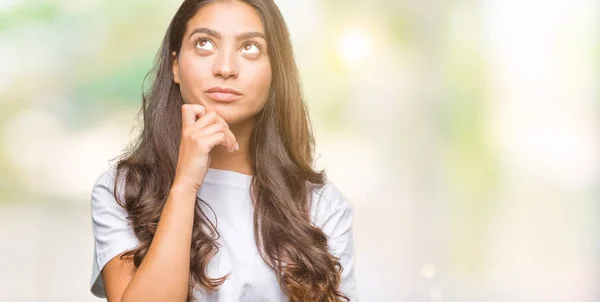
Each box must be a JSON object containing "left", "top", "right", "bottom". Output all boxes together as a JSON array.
[{"left": 90, "top": 166, "right": 357, "bottom": 301}]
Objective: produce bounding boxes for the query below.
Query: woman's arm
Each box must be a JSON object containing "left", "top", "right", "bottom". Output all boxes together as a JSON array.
[
  {"left": 102, "top": 183, "right": 198, "bottom": 302},
  {"left": 98, "top": 104, "right": 238, "bottom": 301}
]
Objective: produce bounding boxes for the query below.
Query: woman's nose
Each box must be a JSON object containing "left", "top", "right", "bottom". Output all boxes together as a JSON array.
[{"left": 212, "top": 50, "right": 239, "bottom": 80}]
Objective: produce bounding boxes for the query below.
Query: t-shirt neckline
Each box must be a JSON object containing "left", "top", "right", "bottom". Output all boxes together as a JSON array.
[{"left": 202, "top": 167, "right": 253, "bottom": 188}]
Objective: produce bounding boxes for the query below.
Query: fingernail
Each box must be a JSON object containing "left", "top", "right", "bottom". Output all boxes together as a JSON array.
[{"left": 235, "top": 142, "right": 239, "bottom": 151}]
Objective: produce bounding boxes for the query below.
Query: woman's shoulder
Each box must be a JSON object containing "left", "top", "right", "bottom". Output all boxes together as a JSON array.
[
  {"left": 94, "top": 165, "right": 118, "bottom": 185},
  {"left": 309, "top": 180, "right": 354, "bottom": 226},
  {"left": 91, "top": 164, "right": 126, "bottom": 205}
]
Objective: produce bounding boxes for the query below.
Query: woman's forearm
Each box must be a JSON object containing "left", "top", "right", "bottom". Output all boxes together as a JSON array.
[{"left": 121, "top": 182, "right": 199, "bottom": 302}]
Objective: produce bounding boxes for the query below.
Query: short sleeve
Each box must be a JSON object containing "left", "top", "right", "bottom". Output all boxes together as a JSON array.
[
  {"left": 90, "top": 168, "right": 140, "bottom": 298},
  {"left": 312, "top": 182, "right": 358, "bottom": 301}
]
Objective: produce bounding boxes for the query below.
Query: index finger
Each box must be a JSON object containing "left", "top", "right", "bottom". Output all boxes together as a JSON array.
[
  {"left": 212, "top": 113, "right": 236, "bottom": 139},
  {"left": 212, "top": 113, "right": 237, "bottom": 147},
  {"left": 181, "top": 104, "right": 206, "bottom": 128}
]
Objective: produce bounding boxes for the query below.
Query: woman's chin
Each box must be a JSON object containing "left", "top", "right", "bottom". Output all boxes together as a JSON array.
[{"left": 210, "top": 107, "right": 246, "bottom": 125}]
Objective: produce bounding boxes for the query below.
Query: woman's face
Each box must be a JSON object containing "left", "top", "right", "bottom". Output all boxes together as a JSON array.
[{"left": 172, "top": 1, "right": 272, "bottom": 125}]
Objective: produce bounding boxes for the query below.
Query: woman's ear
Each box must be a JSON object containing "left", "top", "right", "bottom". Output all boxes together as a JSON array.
[{"left": 172, "top": 51, "right": 180, "bottom": 84}]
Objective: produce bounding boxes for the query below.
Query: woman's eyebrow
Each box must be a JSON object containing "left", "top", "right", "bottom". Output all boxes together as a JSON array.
[
  {"left": 188, "top": 27, "right": 220, "bottom": 40},
  {"left": 236, "top": 31, "right": 266, "bottom": 41},
  {"left": 187, "top": 27, "right": 266, "bottom": 41}
]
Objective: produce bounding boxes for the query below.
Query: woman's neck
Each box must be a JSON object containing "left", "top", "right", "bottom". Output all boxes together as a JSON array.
[{"left": 208, "top": 118, "right": 254, "bottom": 176}]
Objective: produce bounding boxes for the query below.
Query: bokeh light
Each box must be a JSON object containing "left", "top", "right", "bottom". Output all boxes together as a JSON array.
[{"left": 337, "top": 28, "right": 372, "bottom": 65}]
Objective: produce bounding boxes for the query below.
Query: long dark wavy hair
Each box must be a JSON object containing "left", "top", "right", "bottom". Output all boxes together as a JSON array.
[{"left": 111, "top": 0, "right": 349, "bottom": 301}]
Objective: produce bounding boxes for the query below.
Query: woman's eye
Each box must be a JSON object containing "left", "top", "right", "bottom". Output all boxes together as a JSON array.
[
  {"left": 241, "top": 43, "right": 260, "bottom": 54},
  {"left": 195, "top": 38, "right": 215, "bottom": 51}
]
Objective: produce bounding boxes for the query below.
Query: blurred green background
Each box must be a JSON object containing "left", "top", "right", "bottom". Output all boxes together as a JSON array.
[{"left": 0, "top": 0, "right": 598, "bottom": 301}]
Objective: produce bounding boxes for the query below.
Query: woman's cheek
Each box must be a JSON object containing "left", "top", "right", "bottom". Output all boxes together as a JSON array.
[{"left": 253, "top": 62, "right": 272, "bottom": 88}]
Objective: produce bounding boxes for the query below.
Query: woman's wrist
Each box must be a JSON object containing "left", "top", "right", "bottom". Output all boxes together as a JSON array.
[{"left": 170, "top": 178, "right": 201, "bottom": 197}]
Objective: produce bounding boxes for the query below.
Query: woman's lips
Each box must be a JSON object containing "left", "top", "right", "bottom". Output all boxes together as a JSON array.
[
  {"left": 205, "top": 87, "right": 242, "bottom": 102},
  {"left": 205, "top": 92, "right": 242, "bottom": 102}
]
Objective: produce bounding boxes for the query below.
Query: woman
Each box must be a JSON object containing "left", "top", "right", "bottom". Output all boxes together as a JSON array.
[{"left": 90, "top": 0, "right": 357, "bottom": 301}]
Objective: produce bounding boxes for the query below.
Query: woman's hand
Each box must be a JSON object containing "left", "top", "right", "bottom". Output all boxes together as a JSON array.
[{"left": 173, "top": 104, "right": 239, "bottom": 192}]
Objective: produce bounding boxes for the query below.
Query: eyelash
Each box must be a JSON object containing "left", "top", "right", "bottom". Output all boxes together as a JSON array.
[{"left": 193, "top": 36, "right": 263, "bottom": 53}]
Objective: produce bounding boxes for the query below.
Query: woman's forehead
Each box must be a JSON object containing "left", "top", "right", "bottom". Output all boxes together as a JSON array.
[{"left": 185, "top": 1, "right": 265, "bottom": 38}]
